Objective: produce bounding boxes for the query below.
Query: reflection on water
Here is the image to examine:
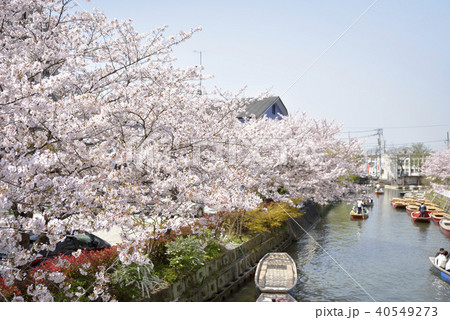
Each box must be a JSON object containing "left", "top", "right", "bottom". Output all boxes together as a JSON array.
[{"left": 226, "top": 189, "right": 450, "bottom": 302}]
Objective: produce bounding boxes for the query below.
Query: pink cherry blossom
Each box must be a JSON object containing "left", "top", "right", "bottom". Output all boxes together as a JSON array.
[{"left": 0, "top": 0, "right": 364, "bottom": 301}]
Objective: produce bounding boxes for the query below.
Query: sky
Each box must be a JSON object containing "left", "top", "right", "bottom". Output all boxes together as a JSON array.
[{"left": 81, "top": 0, "right": 450, "bottom": 152}]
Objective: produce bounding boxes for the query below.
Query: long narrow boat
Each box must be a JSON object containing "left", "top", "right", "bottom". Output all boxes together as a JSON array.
[
  {"left": 439, "top": 219, "right": 450, "bottom": 236},
  {"left": 255, "top": 252, "right": 297, "bottom": 293},
  {"left": 256, "top": 292, "right": 296, "bottom": 302},
  {"left": 410, "top": 211, "right": 431, "bottom": 223},
  {"left": 350, "top": 207, "right": 369, "bottom": 220},
  {"left": 428, "top": 257, "right": 450, "bottom": 284}
]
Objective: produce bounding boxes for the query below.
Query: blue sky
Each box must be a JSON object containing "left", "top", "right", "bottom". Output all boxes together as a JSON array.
[{"left": 82, "top": 0, "right": 450, "bottom": 151}]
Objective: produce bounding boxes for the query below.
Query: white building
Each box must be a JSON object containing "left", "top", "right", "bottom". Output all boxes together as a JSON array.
[{"left": 380, "top": 152, "right": 426, "bottom": 184}]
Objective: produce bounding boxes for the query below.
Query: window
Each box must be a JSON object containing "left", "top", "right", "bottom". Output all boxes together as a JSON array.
[
  {"left": 76, "top": 234, "right": 93, "bottom": 248},
  {"left": 272, "top": 104, "right": 276, "bottom": 114}
]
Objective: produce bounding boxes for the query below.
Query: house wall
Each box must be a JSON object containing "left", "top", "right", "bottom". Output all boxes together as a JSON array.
[
  {"left": 381, "top": 154, "right": 397, "bottom": 182},
  {"left": 381, "top": 154, "right": 426, "bottom": 184},
  {"left": 263, "top": 102, "right": 285, "bottom": 119}
]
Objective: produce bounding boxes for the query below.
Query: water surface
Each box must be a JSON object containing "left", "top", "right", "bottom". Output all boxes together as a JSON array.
[{"left": 227, "top": 189, "right": 450, "bottom": 302}]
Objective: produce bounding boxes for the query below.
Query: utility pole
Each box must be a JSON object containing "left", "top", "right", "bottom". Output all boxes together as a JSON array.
[
  {"left": 194, "top": 50, "right": 204, "bottom": 95},
  {"left": 447, "top": 131, "right": 449, "bottom": 149},
  {"left": 375, "top": 128, "right": 384, "bottom": 178}
]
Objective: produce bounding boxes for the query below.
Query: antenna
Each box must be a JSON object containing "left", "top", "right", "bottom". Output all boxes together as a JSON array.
[
  {"left": 447, "top": 131, "right": 449, "bottom": 149},
  {"left": 194, "top": 50, "right": 204, "bottom": 95}
]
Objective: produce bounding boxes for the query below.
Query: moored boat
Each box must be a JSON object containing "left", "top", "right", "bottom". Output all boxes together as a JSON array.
[
  {"left": 430, "top": 213, "right": 445, "bottom": 223},
  {"left": 410, "top": 211, "right": 430, "bottom": 223},
  {"left": 255, "top": 252, "right": 297, "bottom": 293},
  {"left": 391, "top": 197, "right": 402, "bottom": 204},
  {"left": 439, "top": 219, "right": 450, "bottom": 236},
  {"left": 429, "top": 257, "right": 450, "bottom": 284},
  {"left": 350, "top": 207, "right": 369, "bottom": 220},
  {"left": 406, "top": 205, "right": 419, "bottom": 214},
  {"left": 392, "top": 201, "right": 407, "bottom": 209},
  {"left": 256, "top": 292, "right": 296, "bottom": 302}
]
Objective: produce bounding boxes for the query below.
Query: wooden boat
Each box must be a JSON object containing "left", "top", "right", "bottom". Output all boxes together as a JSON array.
[
  {"left": 392, "top": 201, "right": 407, "bottom": 209},
  {"left": 256, "top": 292, "right": 296, "bottom": 302},
  {"left": 410, "top": 211, "right": 430, "bottom": 223},
  {"left": 405, "top": 205, "right": 419, "bottom": 214},
  {"left": 363, "top": 199, "right": 374, "bottom": 207},
  {"left": 427, "top": 206, "right": 443, "bottom": 213},
  {"left": 439, "top": 219, "right": 450, "bottom": 236},
  {"left": 429, "top": 257, "right": 450, "bottom": 284},
  {"left": 430, "top": 213, "right": 445, "bottom": 223},
  {"left": 391, "top": 197, "right": 402, "bottom": 204},
  {"left": 375, "top": 189, "right": 384, "bottom": 195},
  {"left": 350, "top": 207, "right": 369, "bottom": 220},
  {"left": 255, "top": 252, "right": 297, "bottom": 293}
]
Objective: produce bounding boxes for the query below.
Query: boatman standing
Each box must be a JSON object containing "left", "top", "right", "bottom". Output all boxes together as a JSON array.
[
  {"left": 419, "top": 202, "right": 427, "bottom": 217},
  {"left": 357, "top": 198, "right": 363, "bottom": 214},
  {"left": 361, "top": 191, "right": 367, "bottom": 208}
]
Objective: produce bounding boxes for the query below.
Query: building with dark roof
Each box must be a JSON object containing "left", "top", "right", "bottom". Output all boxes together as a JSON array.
[{"left": 238, "top": 96, "right": 288, "bottom": 120}]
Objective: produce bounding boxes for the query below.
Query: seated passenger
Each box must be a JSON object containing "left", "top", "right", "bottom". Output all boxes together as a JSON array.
[
  {"left": 435, "top": 248, "right": 446, "bottom": 258},
  {"left": 435, "top": 250, "right": 448, "bottom": 269}
]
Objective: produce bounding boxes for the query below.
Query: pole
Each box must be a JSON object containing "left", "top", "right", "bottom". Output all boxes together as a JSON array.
[
  {"left": 447, "top": 131, "right": 449, "bottom": 149},
  {"left": 194, "top": 50, "right": 203, "bottom": 95}
]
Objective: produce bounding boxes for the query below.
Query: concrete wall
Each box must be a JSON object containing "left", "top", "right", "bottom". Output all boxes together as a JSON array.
[
  {"left": 147, "top": 201, "right": 322, "bottom": 302},
  {"left": 427, "top": 191, "right": 450, "bottom": 212},
  {"left": 286, "top": 200, "right": 322, "bottom": 240}
]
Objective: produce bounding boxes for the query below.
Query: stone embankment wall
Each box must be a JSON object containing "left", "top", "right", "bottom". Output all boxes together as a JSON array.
[
  {"left": 427, "top": 191, "right": 450, "bottom": 212},
  {"left": 148, "top": 202, "right": 322, "bottom": 302}
]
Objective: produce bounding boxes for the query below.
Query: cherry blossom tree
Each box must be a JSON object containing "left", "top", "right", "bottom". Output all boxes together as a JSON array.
[
  {"left": 232, "top": 114, "right": 363, "bottom": 204},
  {"left": 423, "top": 148, "right": 450, "bottom": 192},
  {"left": 0, "top": 0, "right": 364, "bottom": 301}
]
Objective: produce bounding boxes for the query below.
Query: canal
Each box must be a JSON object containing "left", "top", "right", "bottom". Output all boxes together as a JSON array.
[{"left": 226, "top": 189, "right": 450, "bottom": 302}]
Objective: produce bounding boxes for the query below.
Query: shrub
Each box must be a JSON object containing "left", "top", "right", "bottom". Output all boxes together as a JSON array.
[
  {"left": 165, "top": 236, "right": 206, "bottom": 273},
  {"left": 243, "top": 201, "right": 303, "bottom": 235},
  {"left": 30, "top": 246, "right": 119, "bottom": 301},
  {"left": 111, "top": 262, "right": 162, "bottom": 301},
  {"left": 0, "top": 278, "right": 21, "bottom": 301},
  {"left": 165, "top": 230, "right": 223, "bottom": 276}
]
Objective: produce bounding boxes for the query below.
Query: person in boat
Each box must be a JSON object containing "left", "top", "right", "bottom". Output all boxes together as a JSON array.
[
  {"left": 418, "top": 202, "right": 427, "bottom": 217},
  {"left": 434, "top": 250, "right": 448, "bottom": 269},
  {"left": 435, "top": 248, "right": 446, "bottom": 258},
  {"left": 446, "top": 257, "right": 450, "bottom": 272},
  {"left": 376, "top": 183, "right": 380, "bottom": 190},
  {"left": 356, "top": 198, "right": 363, "bottom": 214},
  {"left": 361, "top": 192, "right": 367, "bottom": 208}
]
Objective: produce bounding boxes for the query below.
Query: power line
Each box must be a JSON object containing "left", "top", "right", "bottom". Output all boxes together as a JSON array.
[
  {"left": 341, "top": 129, "right": 379, "bottom": 134},
  {"left": 281, "top": 0, "right": 380, "bottom": 96},
  {"left": 383, "top": 124, "right": 450, "bottom": 129},
  {"left": 341, "top": 124, "right": 450, "bottom": 134},
  {"left": 275, "top": 203, "right": 377, "bottom": 302}
]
